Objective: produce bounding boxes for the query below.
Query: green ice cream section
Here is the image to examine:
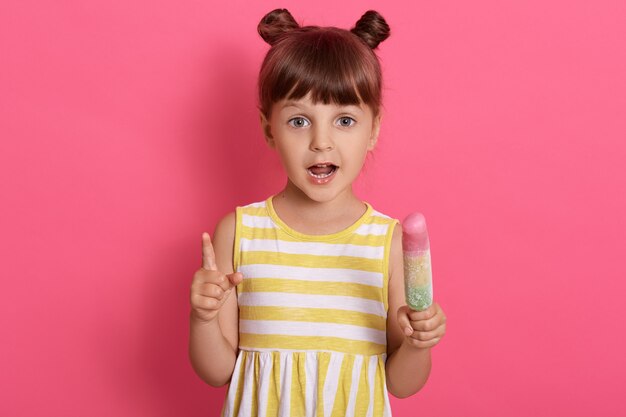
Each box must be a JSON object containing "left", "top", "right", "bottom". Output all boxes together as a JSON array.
[{"left": 403, "top": 251, "right": 433, "bottom": 311}]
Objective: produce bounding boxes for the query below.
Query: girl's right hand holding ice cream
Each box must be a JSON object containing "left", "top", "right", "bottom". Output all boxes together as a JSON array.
[
  {"left": 397, "top": 302, "right": 446, "bottom": 349},
  {"left": 396, "top": 212, "right": 446, "bottom": 348},
  {"left": 190, "top": 232, "right": 243, "bottom": 323}
]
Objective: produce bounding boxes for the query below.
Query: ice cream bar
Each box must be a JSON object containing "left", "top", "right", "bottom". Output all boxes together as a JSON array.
[{"left": 402, "top": 212, "right": 433, "bottom": 311}]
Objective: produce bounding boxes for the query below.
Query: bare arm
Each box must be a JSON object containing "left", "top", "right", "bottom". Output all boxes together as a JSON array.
[
  {"left": 189, "top": 212, "right": 242, "bottom": 387},
  {"left": 385, "top": 224, "right": 446, "bottom": 398}
]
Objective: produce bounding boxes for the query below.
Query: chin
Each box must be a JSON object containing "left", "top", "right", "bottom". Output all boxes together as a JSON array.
[{"left": 287, "top": 173, "right": 353, "bottom": 204}]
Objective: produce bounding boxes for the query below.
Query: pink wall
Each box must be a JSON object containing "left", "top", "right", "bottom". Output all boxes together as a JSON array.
[{"left": 1, "top": 0, "right": 625, "bottom": 415}]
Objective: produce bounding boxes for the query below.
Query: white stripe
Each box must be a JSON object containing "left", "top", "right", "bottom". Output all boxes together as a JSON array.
[
  {"left": 238, "top": 292, "right": 386, "bottom": 318},
  {"left": 305, "top": 352, "right": 317, "bottom": 417},
  {"left": 278, "top": 352, "right": 292, "bottom": 417},
  {"left": 238, "top": 352, "right": 255, "bottom": 417},
  {"left": 371, "top": 210, "right": 392, "bottom": 219},
  {"left": 242, "top": 214, "right": 276, "bottom": 229},
  {"left": 381, "top": 353, "right": 391, "bottom": 417},
  {"left": 241, "top": 238, "right": 384, "bottom": 260},
  {"left": 354, "top": 223, "right": 389, "bottom": 236},
  {"left": 239, "top": 264, "right": 383, "bottom": 288},
  {"left": 383, "top": 389, "right": 392, "bottom": 417},
  {"left": 223, "top": 352, "right": 245, "bottom": 417},
  {"left": 366, "top": 356, "right": 378, "bottom": 417},
  {"left": 345, "top": 355, "right": 364, "bottom": 417},
  {"left": 257, "top": 352, "right": 272, "bottom": 417},
  {"left": 323, "top": 352, "right": 344, "bottom": 417},
  {"left": 244, "top": 201, "right": 266, "bottom": 208},
  {"left": 240, "top": 320, "right": 386, "bottom": 345}
]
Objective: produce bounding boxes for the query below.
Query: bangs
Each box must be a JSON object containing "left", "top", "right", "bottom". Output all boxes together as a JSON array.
[{"left": 259, "top": 27, "right": 381, "bottom": 117}]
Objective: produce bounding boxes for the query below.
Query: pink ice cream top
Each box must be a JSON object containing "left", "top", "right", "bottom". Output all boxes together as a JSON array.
[{"left": 402, "top": 212, "right": 430, "bottom": 252}]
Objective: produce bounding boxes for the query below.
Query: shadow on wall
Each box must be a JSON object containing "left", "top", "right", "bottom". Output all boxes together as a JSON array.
[
  {"left": 185, "top": 39, "right": 283, "bottom": 214},
  {"left": 126, "top": 40, "right": 281, "bottom": 415}
]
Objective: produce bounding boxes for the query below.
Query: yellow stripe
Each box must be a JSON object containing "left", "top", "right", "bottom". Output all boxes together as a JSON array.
[
  {"left": 265, "top": 352, "right": 280, "bottom": 417},
  {"left": 330, "top": 354, "right": 355, "bottom": 417},
  {"left": 316, "top": 353, "right": 331, "bottom": 417},
  {"left": 231, "top": 351, "right": 247, "bottom": 417},
  {"left": 240, "top": 334, "right": 386, "bottom": 356},
  {"left": 241, "top": 278, "right": 383, "bottom": 301},
  {"left": 240, "top": 225, "right": 276, "bottom": 239},
  {"left": 242, "top": 251, "right": 381, "bottom": 272},
  {"left": 291, "top": 352, "right": 306, "bottom": 416},
  {"left": 250, "top": 354, "right": 259, "bottom": 417},
  {"left": 240, "top": 225, "right": 389, "bottom": 246},
  {"left": 373, "top": 356, "right": 385, "bottom": 417},
  {"left": 239, "top": 306, "right": 386, "bottom": 330},
  {"left": 354, "top": 357, "right": 369, "bottom": 416}
]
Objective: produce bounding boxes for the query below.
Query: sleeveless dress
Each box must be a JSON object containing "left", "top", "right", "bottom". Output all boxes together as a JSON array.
[{"left": 221, "top": 196, "right": 399, "bottom": 417}]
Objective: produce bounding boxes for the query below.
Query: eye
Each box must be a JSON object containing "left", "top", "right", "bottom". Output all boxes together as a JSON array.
[
  {"left": 288, "top": 117, "right": 310, "bottom": 128},
  {"left": 337, "top": 117, "right": 356, "bottom": 127}
]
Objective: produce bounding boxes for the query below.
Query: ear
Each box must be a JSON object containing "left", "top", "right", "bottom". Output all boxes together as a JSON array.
[
  {"left": 367, "top": 112, "right": 382, "bottom": 151},
  {"left": 259, "top": 111, "right": 275, "bottom": 148}
]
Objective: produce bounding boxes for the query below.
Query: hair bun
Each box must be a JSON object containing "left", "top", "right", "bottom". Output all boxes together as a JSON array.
[
  {"left": 350, "top": 10, "right": 390, "bottom": 49},
  {"left": 258, "top": 9, "right": 300, "bottom": 46}
]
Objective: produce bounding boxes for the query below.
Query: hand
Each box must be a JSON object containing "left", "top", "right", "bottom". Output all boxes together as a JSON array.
[
  {"left": 397, "top": 302, "right": 446, "bottom": 349},
  {"left": 190, "top": 232, "right": 243, "bottom": 323}
]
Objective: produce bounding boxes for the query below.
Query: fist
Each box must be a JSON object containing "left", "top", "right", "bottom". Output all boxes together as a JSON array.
[
  {"left": 397, "top": 302, "right": 446, "bottom": 349},
  {"left": 190, "top": 232, "right": 243, "bottom": 323}
]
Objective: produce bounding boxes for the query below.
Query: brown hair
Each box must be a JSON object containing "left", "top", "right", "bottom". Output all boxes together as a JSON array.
[{"left": 257, "top": 9, "right": 390, "bottom": 119}]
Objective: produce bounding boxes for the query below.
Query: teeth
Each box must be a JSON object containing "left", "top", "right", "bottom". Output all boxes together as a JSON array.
[
  {"left": 311, "top": 172, "right": 332, "bottom": 178},
  {"left": 308, "top": 166, "right": 336, "bottom": 179}
]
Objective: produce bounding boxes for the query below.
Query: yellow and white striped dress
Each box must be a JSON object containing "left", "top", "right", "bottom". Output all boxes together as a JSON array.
[{"left": 221, "top": 196, "right": 398, "bottom": 417}]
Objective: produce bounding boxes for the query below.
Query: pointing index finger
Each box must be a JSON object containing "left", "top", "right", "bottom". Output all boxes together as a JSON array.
[{"left": 202, "top": 232, "right": 218, "bottom": 271}]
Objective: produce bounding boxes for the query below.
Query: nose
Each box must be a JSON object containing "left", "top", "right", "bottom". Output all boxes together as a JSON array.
[{"left": 309, "top": 126, "right": 334, "bottom": 152}]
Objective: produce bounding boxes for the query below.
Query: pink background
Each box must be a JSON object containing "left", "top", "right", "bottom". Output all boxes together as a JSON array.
[{"left": 1, "top": 0, "right": 625, "bottom": 415}]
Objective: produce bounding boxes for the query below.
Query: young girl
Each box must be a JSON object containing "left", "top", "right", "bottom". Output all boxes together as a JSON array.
[{"left": 189, "top": 8, "right": 447, "bottom": 416}]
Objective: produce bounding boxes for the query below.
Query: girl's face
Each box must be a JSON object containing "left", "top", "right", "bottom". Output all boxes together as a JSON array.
[{"left": 260, "top": 92, "right": 381, "bottom": 204}]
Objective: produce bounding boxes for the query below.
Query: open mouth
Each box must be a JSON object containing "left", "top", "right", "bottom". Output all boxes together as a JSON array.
[{"left": 307, "top": 163, "right": 338, "bottom": 179}]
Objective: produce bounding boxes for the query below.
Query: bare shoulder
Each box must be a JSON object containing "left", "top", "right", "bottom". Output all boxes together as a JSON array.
[
  {"left": 212, "top": 211, "right": 237, "bottom": 274},
  {"left": 214, "top": 211, "right": 236, "bottom": 239}
]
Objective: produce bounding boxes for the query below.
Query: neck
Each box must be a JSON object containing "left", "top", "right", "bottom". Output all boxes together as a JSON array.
[
  {"left": 271, "top": 180, "right": 367, "bottom": 234},
  {"left": 282, "top": 179, "right": 360, "bottom": 210}
]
